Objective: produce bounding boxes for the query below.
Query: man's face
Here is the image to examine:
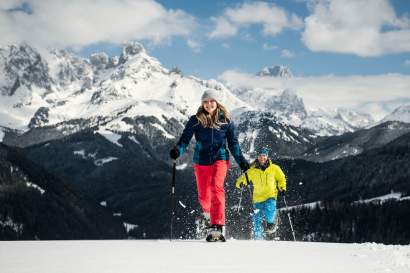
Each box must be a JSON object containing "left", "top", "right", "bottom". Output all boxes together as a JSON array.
[{"left": 258, "top": 154, "right": 268, "bottom": 164}]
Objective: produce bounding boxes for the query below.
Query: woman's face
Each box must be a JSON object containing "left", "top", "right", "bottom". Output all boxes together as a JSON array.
[{"left": 202, "top": 99, "right": 217, "bottom": 114}]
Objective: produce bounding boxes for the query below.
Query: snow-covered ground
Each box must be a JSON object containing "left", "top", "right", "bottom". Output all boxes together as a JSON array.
[{"left": 1, "top": 240, "right": 409, "bottom": 273}]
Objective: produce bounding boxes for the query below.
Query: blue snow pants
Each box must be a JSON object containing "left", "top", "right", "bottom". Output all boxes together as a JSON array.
[{"left": 252, "top": 198, "right": 276, "bottom": 240}]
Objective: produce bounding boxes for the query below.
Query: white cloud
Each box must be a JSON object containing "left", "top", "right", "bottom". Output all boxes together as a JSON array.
[
  {"left": 219, "top": 69, "right": 410, "bottom": 118},
  {"left": 404, "top": 60, "right": 410, "bottom": 66},
  {"left": 302, "top": 0, "right": 410, "bottom": 56},
  {"left": 0, "top": 0, "right": 196, "bottom": 50},
  {"left": 281, "top": 49, "right": 295, "bottom": 58},
  {"left": 358, "top": 103, "right": 389, "bottom": 120},
  {"left": 208, "top": 17, "right": 238, "bottom": 39},
  {"left": 208, "top": 2, "right": 303, "bottom": 39},
  {"left": 187, "top": 39, "right": 201, "bottom": 53}
]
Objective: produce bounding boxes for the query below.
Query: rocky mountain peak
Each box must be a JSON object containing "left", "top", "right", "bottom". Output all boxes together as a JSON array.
[
  {"left": 256, "top": 65, "right": 293, "bottom": 78},
  {"left": 265, "top": 89, "right": 307, "bottom": 124},
  {"left": 90, "top": 52, "right": 109, "bottom": 70},
  {"left": 49, "top": 49, "right": 92, "bottom": 86},
  {"left": 0, "top": 43, "right": 53, "bottom": 95},
  {"left": 119, "top": 41, "right": 146, "bottom": 64}
]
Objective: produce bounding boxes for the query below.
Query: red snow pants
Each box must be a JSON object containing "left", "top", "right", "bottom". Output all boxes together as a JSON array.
[{"left": 193, "top": 160, "right": 229, "bottom": 226}]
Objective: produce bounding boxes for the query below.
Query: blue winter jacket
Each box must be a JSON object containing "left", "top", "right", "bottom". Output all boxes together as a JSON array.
[{"left": 176, "top": 115, "right": 246, "bottom": 166}]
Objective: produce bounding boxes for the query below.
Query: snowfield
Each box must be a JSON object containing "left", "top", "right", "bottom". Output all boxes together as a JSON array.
[{"left": 1, "top": 240, "right": 409, "bottom": 273}]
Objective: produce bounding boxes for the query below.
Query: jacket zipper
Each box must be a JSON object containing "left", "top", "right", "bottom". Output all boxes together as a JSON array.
[{"left": 210, "top": 127, "right": 214, "bottom": 163}]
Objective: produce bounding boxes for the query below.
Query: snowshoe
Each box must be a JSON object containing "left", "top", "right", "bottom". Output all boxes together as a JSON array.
[{"left": 205, "top": 225, "right": 226, "bottom": 242}]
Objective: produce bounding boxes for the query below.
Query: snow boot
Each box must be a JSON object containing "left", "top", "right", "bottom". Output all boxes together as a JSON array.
[
  {"left": 195, "top": 212, "right": 210, "bottom": 239},
  {"left": 265, "top": 223, "right": 278, "bottom": 234},
  {"left": 206, "top": 225, "right": 226, "bottom": 242},
  {"left": 265, "top": 223, "right": 279, "bottom": 240}
]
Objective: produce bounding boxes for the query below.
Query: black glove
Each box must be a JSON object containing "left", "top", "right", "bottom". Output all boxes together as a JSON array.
[
  {"left": 278, "top": 189, "right": 286, "bottom": 197},
  {"left": 240, "top": 180, "right": 252, "bottom": 189},
  {"left": 239, "top": 161, "right": 250, "bottom": 172},
  {"left": 169, "top": 147, "right": 180, "bottom": 160}
]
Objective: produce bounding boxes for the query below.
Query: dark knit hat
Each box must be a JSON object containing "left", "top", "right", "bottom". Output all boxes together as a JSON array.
[{"left": 259, "top": 147, "right": 269, "bottom": 156}]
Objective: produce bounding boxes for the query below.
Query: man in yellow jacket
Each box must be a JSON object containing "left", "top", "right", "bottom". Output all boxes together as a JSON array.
[{"left": 236, "top": 147, "right": 286, "bottom": 240}]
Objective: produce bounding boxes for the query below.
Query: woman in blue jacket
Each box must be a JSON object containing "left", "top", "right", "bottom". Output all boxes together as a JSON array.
[{"left": 170, "top": 89, "right": 249, "bottom": 242}]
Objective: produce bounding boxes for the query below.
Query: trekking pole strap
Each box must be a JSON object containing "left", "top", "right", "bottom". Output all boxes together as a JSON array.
[{"left": 244, "top": 172, "right": 250, "bottom": 184}]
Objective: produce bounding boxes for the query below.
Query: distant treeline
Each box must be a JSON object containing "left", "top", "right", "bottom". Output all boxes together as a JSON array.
[{"left": 277, "top": 200, "right": 410, "bottom": 245}]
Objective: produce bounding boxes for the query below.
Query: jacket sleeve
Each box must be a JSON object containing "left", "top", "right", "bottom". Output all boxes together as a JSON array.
[
  {"left": 176, "top": 116, "right": 198, "bottom": 157},
  {"left": 226, "top": 121, "right": 246, "bottom": 165},
  {"left": 274, "top": 165, "right": 287, "bottom": 192}
]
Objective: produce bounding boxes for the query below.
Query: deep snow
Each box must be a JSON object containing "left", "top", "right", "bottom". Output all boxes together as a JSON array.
[{"left": 1, "top": 240, "right": 409, "bottom": 273}]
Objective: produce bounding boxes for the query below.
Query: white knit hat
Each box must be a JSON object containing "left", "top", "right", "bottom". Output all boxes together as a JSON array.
[{"left": 201, "top": 89, "right": 223, "bottom": 103}]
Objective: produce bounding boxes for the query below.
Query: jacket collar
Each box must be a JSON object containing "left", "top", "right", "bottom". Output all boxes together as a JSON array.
[{"left": 252, "top": 159, "right": 272, "bottom": 171}]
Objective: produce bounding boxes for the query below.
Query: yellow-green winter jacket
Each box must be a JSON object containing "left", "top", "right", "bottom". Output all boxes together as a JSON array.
[{"left": 235, "top": 159, "right": 286, "bottom": 203}]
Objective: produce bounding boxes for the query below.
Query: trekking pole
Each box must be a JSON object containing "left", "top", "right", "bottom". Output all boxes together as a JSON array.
[
  {"left": 282, "top": 194, "right": 296, "bottom": 241},
  {"left": 236, "top": 172, "right": 249, "bottom": 213},
  {"left": 170, "top": 160, "right": 176, "bottom": 241},
  {"left": 237, "top": 187, "right": 243, "bottom": 213}
]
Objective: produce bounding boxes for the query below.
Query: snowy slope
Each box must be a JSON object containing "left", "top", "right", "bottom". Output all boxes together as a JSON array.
[
  {"left": 381, "top": 104, "right": 410, "bottom": 123},
  {"left": 303, "top": 107, "right": 375, "bottom": 136},
  {"left": 0, "top": 241, "right": 409, "bottom": 273},
  {"left": 0, "top": 128, "right": 4, "bottom": 142},
  {"left": 236, "top": 111, "right": 317, "bottom": 159}
]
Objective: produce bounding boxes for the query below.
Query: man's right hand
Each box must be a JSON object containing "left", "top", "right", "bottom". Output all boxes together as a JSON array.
[{"left": 169, "top": 147, "right": 180, "bottom": 160}]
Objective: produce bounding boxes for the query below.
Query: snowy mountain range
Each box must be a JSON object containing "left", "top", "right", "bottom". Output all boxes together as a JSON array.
[
  {"left": 0, "top": 42, "right": 243, "bottom": 136},
  {"left": 233, "top": 65, "right": 376, "bottom": 136},
  {"left": 302, "top": 121, "right": 410, "bottom": 162},
  {"left": 0, "top": 42, "right": 405, "bottom": 147}
]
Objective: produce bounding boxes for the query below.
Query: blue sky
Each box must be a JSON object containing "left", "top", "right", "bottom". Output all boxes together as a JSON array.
[
  {"left": 75, "top": 0, "right": 410, "bottom": 79},
  {"left": 2, "top": 0, "right": 410, "bottom": 79},
  {"left": 1, "top": 0, "right": 410, "bottom": 117}
]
